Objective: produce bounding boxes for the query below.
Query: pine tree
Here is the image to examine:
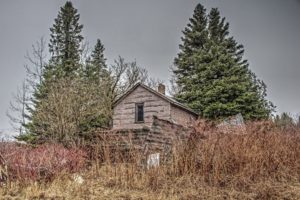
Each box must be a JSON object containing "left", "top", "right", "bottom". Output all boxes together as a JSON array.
[
  {"left": 23, "top": 63, "right": 56, "bottom": 133},
  {"left": 85, "top": 39, "right": 108, "bottom": 81},
  {"left": 173, "top": 4, "right": 274, "bottom": 120},
  {"left": 21, "top": 2, "right": 85, "bottom": 143},
  {"left": 80, "top": 39, "right": 111, "bottom": 131},
  {"left": 49, "top": 1, "right": 83, "bottom": 77}
]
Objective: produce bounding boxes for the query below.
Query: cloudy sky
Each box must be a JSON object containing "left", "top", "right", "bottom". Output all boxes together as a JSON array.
[{"left": 0, "top": 0, "right": 300, "bottom": 130}]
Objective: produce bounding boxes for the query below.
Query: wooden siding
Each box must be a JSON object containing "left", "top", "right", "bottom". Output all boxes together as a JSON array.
[
  {"left": 170, "top": 105, "right": 197, "bottom": 127},
  {"left": 113, "top": 86, "right": 171, "bottom": 129}
]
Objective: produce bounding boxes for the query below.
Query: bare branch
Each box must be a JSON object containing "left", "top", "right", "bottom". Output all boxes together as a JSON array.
[
  {"left": 80, "top": 40, "right": 91, "bottom": 64},
  {"left": 24, "top": 37, "right": 47, "bottom": 87},
  {"left": 6, "top": 80, "right": 30, "bottom": 134}
]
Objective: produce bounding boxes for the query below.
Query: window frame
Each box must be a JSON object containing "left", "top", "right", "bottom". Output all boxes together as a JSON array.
[{"left": 135, "top": 103, "right": 144, "bottom": 123}]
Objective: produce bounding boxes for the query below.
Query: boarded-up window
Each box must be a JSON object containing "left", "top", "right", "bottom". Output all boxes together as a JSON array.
[{"left": 135, "top": 103, "right": 144, "bottom": 122}]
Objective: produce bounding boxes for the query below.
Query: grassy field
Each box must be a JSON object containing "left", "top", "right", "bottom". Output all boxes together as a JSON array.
[
  {"left": 1, "top": 167, "right": 300, "bottom": 200},
  {"left": 1, "top": 121, "right": 300, "bottom": 199}
]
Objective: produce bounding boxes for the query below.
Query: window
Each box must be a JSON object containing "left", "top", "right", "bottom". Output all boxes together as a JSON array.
[{"left": 135, "top": 103, "right": 144, "bottom": 122}]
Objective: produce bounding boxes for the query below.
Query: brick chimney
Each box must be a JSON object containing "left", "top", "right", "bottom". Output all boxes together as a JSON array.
[{"left": 158, "top": 83, "right": 166, "bottom": 95}]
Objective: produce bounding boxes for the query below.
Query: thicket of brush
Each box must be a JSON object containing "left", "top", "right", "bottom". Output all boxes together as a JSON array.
[
  {"left": 1, "top": 120, "right": 300, "bottom": 199},
  {"left": 91, "top": 121, "right": 300, "bottom": 191},
  {"left": 0, "top": 143, "right": 87, "bottom": 182}
]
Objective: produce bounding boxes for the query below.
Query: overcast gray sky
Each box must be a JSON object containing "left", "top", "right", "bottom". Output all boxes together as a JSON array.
[{"left": 1, "top": 0, "right": 300, "bottom": 130}]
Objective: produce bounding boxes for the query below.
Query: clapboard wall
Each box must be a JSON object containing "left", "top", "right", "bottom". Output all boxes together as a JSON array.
[
  {"left": 113, "top": 84, "right": 198, "bottom": 129},
  {"left": 170, "top": 104, "right": 197, "bottom": 127},
  {"left": 113, "top": 86, "right": 171, "bottom": 129}
]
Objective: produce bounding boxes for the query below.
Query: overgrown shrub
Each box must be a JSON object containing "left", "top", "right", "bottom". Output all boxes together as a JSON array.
[
  {"left": 177, "top": 120, "right": 300, "bottom": 186},
  {"left": 0, "top": 143, "right": 87, "bottom": 181},
  {"left": 1, "top": 121, "right": 300, "bottom": 199},
  {"left": 92, "top": 120, "right": 300, "bottom": 191}
]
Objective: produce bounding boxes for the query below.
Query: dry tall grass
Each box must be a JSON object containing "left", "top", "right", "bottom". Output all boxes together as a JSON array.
[{"left": 1, "top": 120, "right": 300, "bottom": 199}]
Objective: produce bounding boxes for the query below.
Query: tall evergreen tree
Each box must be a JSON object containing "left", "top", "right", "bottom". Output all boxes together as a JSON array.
[
  {"left": 21, "top": 2, "right": 85, "bottom": 142},
  {"left": 80, "top": 39, "right": 111, "bottom": 131},
  {"left": 85, "top": 39, "right": 108, "bottom": 81},
  {"left": 173, "top": 4, "right": 274, "bottom": 120},
  {"left": 49, "top": 1, "right": 83, "bottom": 77}
]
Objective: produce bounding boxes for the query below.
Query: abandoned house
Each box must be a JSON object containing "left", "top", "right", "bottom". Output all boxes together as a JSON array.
[
  {"left": 97, "top": 83, "right": 199, "bottom": 164},
  {"left": 112, "top": 83, "right": 198, "bottom": 129}
]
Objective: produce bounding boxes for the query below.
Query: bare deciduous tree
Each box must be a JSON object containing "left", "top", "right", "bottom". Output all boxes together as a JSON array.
[
  {"left": 169, "top": 65, "right": 181, "bottom": 97},
  {"left": 109, "top": 56, "right": 163, "bottom": 102},
  {"left": 145, "top": 77, "right": 164, "bottom": 91},
  {"left": 7, "top": 37, "right": 48, "bottom": 135},
  {"left": 6, "top": 81, "right": 30, "bottom": 134},
  {"left": 80, "top": 40, "right": 91, "bottom": 65},
  {"left": 30, "top": 77, "right": 112, "bottom": 145},
  {"left": 24, "top": 37, "right": 47, "bottom": 88}
]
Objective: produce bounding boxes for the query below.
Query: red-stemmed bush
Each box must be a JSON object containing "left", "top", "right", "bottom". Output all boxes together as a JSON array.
[{"left": 0, "top": 143, "right": 87, "bottom": 181}]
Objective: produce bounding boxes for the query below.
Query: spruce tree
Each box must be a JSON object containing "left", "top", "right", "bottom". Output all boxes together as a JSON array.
[
  {"left": 173, "top": 4, "right": 274, "bottom": 120},
  {"left": 85, "top": 39, "right": 108, "bottom": 81},
  {"left": 21, "top": 2, "right": 85, "bottom": 143},
  {"left": 80, "top": 39, "right": 111, "bottom": 131},
  {"left": 49, "top": 1, "right": 83, "bottom": 77}
]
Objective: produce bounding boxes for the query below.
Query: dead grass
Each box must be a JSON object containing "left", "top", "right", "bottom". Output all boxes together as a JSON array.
[
  {"left": 1, "top": 120, "right": 300, "bottom": 199},
  {"left": 1, "top": 168, "right": 300, "bottom": 200}
]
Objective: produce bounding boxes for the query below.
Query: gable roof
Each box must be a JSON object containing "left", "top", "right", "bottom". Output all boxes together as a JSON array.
[{"left": 113, "top": 82, "right": 199, "bottom": 116}]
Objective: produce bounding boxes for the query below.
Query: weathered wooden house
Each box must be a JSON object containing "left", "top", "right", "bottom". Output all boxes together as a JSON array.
[
  {"left": 107, "top": 83, "right": 199, "bottom": 162},
  {"left": 113, "top": 83, "right": 198, "bottom": 129}
]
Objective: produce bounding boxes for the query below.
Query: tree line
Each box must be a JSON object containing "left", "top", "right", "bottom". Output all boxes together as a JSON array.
[{"left": 8, "top": 2, "right": 275, "bottom": 145}]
